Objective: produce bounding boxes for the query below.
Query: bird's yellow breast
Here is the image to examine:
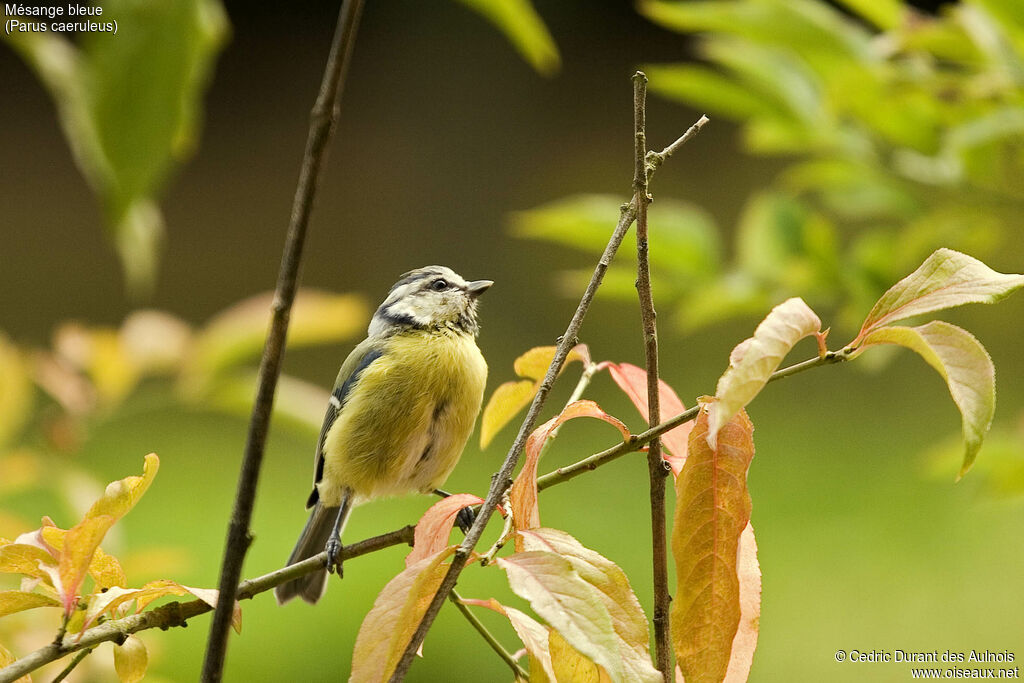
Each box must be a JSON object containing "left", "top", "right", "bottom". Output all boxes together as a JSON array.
[{"left": 318, "top": 329, "right": 487, "bottom": 504}]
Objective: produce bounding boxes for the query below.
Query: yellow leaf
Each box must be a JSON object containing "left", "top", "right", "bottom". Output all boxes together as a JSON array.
[
  {"left": 519, "top": 528, "right": 660, "bottom": 683},
  {"left": 855, "top": 321, "right": 995, "bottom": 477},
  {"left": 351, "top": 548, "right": 455, "bottom": 682},
  {"left": 480, "top": 344, "right": 591, "bottom": 448},
  {"left": 86, "top": 453, "right": 159, "bottom": 521},
  {"left": 709, "top": 298, "right": 820, "bottom": 448},
  {"left": 0, "top": 543, "right": 54, "bottom": 580},
  {"left": 497, "top": 551, "right": 622, "bottom": 681},
  {"left": 549, "top": 628, "right": 613, "bottom": 683},
  {"left": 461, "top": 597, "right": 555, "bottom": 681},
  {"left": 481, "top": 380, "right": 536, "bottom": 449},
  {"left": 0, "top": 590, "right": 60, "bottom": 617},
  {"left": 89, "top": 546, "right": 127, "bottom": 590},
  {"left": 671, "top": 405, "right": 755, "bottom": 683},
  {"left": 113, "top": 635, "right": 148, "bottom": 683}
]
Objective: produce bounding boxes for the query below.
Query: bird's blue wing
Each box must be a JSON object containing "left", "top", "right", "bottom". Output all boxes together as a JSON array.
[{"left": 305, "top": 346, "right": 383, "bottom": 508}]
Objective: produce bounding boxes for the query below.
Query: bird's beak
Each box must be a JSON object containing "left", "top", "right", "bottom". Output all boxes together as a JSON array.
[{"left": 466, "top": 279, "right": 494, "bottom": 298}]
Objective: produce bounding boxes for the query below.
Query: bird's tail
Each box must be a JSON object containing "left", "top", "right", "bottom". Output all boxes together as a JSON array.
[{"left": 274, "top": 502, "right": 346, "bottom": 605}]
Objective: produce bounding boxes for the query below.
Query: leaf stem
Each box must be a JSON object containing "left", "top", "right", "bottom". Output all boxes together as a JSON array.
[
  {"left": 450, "top": 591, "right": 529, "bottom": 681},
  {"left": 49, "top": 646, "right": 94, "bottom": 683},
  {"left": 200, "top": 1, "right": 365, "bottom": 681},
  {"left": 537, "top": 351, "right": 845, "bottom": 490}
]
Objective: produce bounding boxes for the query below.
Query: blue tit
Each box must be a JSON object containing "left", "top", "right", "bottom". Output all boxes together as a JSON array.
[{"left": 275, "top": 265, "right": 491, "bottom": 605}]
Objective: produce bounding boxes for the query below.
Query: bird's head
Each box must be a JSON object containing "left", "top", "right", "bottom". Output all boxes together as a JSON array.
[{"left": 368, "top": 265, "right": 492, "bottom": 337}]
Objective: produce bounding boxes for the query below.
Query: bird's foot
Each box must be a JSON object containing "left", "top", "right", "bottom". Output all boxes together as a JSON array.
[
  {"left": 455, "top": 505, "right": 478, "bottom": 535},
  {"left": 326, "top": 538, "right": 344, "bottom": 577}
]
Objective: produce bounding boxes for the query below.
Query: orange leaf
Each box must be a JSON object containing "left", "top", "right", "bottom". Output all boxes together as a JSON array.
[
  {"left": 602, "top": 362, "right": 691, "bottom": 476},
  {"left": 406, "top": 494, "right": 484, "bottom": 567},
  {"left": 509, "top": 401, "right": 629, "bottom": 544},
  {"left": 58, "top": 515, "right": 114, "bottom": 615},
  {"left": 671, "top": 404, "right": 755, "bottom": 683},
  {"left": 351, "top": 547, "right": 455, "bottom": 682}
]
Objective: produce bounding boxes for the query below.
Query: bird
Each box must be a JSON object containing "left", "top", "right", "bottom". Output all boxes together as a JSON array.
[{"left": 275, "top": 265, "right": 491, "bottom": 605}]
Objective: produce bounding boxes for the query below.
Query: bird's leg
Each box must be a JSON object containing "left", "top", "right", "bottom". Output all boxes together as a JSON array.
[
  {"left": 326, "top": 493, "right": 352, "bottom": 577},
  {"left": 434, "top": 488, "right": 477, "bottom": 534}
]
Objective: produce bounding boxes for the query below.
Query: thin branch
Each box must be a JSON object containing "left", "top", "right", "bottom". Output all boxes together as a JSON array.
[
  {"left": 49, "top": 647, "right": 95, "bottom": 683},
  {"left": 387, "top": 97, "right": 710, "bottom": 682},
  {"left": 536, "top": 351, "right": 846, "bottom": 491},
  {"left": 450, "top": 591, "right": 529, "bottom": 681},
  {"left": 0, "top": 526, "right": 414, "bottom": 683},
  {"left": 631, "top": 70, "right": 673, "bottom": 681},
  {"left": 200, "top": 1, "right": 365, "bottom": 681}
]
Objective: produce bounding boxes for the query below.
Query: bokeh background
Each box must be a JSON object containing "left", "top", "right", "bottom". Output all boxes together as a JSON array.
[{"left": 2, "top": 0, "right": 1023, "bottom": 681}]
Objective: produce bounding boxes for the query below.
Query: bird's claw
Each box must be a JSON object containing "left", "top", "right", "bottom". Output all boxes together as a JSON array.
[
  {"left": 326, "top": 538, "right": 344, "bottom": 577},
  {"left": 455, "top": 505, "right": 478, "bottom": 535}
]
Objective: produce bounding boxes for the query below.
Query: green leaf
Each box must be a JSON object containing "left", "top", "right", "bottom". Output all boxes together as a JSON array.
[
  {"left": 497, "top": 550, "right": 623, "bottom": 682},
  {"left": 518, "top": 528, "right": 661, "bottom": 683},
  {"left": 3, "top": 0, "right": 229, "bottom": 293},
  {"left": 856, "top": 249, "right": 1024, "bottom": 341},
  {"left": 455, "top": 0, "right": 559, "bottom": 75},
  {"left": 0, "top": 590, "right": 61, "bottom": 618},
  {"left": 709, "top": 298, "right": 821, "bottom": 448},
  {"left": 113, "top": 635, "right": 148, "bottom": 683},
  {"left": 671, "top": 406, "right": 756, "bottom": 683},
  {"left": 855, "top": 322, "right": 996, "bottom": 478},
  {"left": 644, "top": 63, "right": 786, "bottom": 122}
]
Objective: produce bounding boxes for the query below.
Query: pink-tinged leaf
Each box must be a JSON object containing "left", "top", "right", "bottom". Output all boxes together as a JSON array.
[
  {"left": 603, "top": 362, "right": 691, "bottom": 476},
  {"left": 406, "top": 494, "right": 484, "bottom": 567},
  {"left": 724, "top": 523, "right": 760, "bottom": 683},
  {"left": 462, "top": 597, "right": 556, "bottom": 681},
  {"left": 350, "top": 547, "right": 456, "bottom": 682},
  {"left": 709, "top": 298, "right": 820, "bottom": 448},
  {"left": 549, "top": 628, "right": 614, "bottom": 682},
  {"left": 509, "top": 401, "right": 629, "bottom": 542},
  {"left": 671, "top": 405, "right": 756, "bottom": 683},
  {"left": 497, "top": 550, "right": 622, "bottom": 681},
  {"left": 480, "top": 344, "right": 591, "bottom": 448},
  {"left": 113, "top": 634, "right": 148, "bottom": 683},
  {"left": 857, "top": 248, "right": 1024, "bottom": 342},
  {"left": 855, "top": 321, "right": 995, "bottom": 478},
  {"left": 0, "top": 590, "right": 60, "bottom": 617},
  {"left": 519, "top": 528, "right": 661, "bottom": 683}
]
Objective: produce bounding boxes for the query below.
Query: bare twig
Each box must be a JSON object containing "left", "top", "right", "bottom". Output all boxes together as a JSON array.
[
  {"left": 200, "top": 1, "right": 366, "bottom": 681},
  {"left": 49, "top": 646, "right": 94, "bottom": 683},
  {"left": 0, "top": 526, "right": 414, "bottom": 683},
  {"left": 632, "top": 71, "right": 673, "bottom": 680},
  {"left": 451, "top": 591, "right": 529, "bottom": 681},
  {"left": 386, "top": 92, "right": 710, "bottom": 682}
]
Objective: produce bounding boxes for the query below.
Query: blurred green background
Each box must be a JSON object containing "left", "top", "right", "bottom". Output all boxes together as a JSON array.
[{"left": 1, "top": 0, "right": 1023, "bottom": 681}]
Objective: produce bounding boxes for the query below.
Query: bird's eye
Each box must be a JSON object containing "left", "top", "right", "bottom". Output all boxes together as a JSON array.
[{"left": 431, "top": 279, "right": 448, "bottom": 292}]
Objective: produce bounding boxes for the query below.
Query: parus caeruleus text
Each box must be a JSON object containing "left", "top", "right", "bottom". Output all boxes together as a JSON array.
[{"left": 275, "top": 266, "right": 491, "bottom": 605}]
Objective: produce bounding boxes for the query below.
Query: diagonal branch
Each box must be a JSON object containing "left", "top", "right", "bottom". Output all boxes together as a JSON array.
[
  {"left": 200, "top": 1, "right": 366, "bottom": 681},
  {"left": 386, "top": 87, "right": 709, "bottom": 681},
  {"left": 631, "top": 70, "right": 673, "bottom": 680},
  {"left": 0, "top": 527, "right": 414, "bottom": 683}
]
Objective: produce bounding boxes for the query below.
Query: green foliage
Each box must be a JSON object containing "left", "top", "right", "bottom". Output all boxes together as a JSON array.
[
  {"left": 456, "top": 0, "right": 560, "bottom": 75},
  {"left": 516, "top": 0, "right": 1024, "bottom": 334},
  {"left": 2, "top": 0, "right": 229, "bottom": 295}
]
